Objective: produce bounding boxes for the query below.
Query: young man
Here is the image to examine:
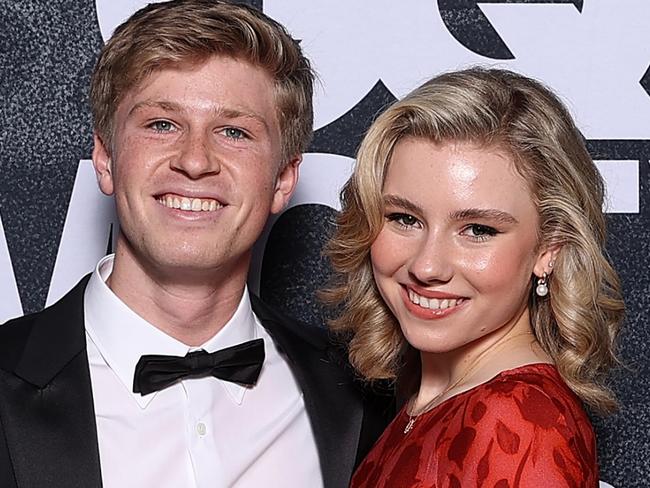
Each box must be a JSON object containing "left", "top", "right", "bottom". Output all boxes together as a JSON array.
[{"left": 0, "top": 2, "right": 389, "bottom": 487}]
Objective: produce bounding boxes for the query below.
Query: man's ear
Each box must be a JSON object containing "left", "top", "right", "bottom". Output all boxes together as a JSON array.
[
  {"left": 92, "top": 133, "right": 115, "bottom": 196},
  {"left": 533, "top": 244, "right": 562, "bottom": 278},
  {"left": 270, "top": 154, "right": 302, "bottom": 215}
]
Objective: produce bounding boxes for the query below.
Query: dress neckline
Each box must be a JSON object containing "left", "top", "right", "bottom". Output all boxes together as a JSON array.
[{"left": 405, "top": 362, "right": 559, "bottom": 420}]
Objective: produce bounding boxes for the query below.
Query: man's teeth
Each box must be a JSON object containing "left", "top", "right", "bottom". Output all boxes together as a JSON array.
[
  {"left": 157, "top": 195, "right": 222, "bottom": 212},
  {"left": 408, "top": 289, "right": 464, "bottom": 310}
]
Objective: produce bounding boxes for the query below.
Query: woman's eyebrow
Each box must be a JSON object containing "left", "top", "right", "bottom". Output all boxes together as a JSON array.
[
  {"left": 383, "top": 194, "right": 424, "bottom": 215},
  {"left": 449, "top": 208, "right": 519, "bottom": 224}
]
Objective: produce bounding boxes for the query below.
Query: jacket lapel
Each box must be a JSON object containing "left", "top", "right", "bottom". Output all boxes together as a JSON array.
[
  {"left": 251, "top": 295, "right": 364, "bottom": 488},
  {"left": 0, "top": 276, "right": 102, "bottom": 488}
]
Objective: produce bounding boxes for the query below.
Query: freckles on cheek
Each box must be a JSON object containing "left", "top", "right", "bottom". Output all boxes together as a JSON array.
[
  {"left": 469, "top": 255, "right": 491, "bottom": 273},
  {"left": 120, "top": 134, "right": 172, "bottom": 167},
  {"left": 460, "top": 250, "right": 494, "bottom": 281}
]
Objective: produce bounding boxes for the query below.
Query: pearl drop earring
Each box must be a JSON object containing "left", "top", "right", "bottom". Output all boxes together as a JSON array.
[{"left": 536, "top": 272, "right": 549, "bottom": 297}]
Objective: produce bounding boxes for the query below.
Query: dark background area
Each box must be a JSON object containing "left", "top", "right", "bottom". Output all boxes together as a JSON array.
[{"left": 0, "top": 1, "right": 647, "bottom": 485}]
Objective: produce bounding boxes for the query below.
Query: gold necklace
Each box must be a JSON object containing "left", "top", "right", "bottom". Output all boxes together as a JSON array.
[{"left": 403, "top": 331, "right": 533, "bottom": 435}]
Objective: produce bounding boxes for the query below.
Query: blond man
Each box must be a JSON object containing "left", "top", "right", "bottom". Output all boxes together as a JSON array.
[{"left": 0, "top": 2, "right": 389, "bottom": 487}]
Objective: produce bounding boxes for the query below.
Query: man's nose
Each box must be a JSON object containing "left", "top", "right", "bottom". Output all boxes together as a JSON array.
[{"left": 171, "top": 130, "right": 221, "bottom": 178}]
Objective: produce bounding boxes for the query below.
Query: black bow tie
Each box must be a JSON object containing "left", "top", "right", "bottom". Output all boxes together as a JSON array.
[{"left": 133, "top": 338, "right": 265, "bottom": 395}]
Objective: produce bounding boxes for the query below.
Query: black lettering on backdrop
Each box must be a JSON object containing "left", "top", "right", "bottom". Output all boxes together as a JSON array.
[
  {"left": 231, "top": 0, "right": 263, "bottom": 11},
  {"left": 438, "top": 0, "right": 583, "bottom": 60},
  {"left": 641, "top": 65, "right": 650, "bottom": 98},
  {"left": 309, "top": 80, "right": 397, "bottom": 158},
  {"left": 0, "top": 0, "right": 102, "bottom": 314}
]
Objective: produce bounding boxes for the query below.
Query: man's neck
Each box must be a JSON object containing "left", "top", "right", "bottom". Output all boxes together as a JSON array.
[{"left": 107, "top": 250, "right": 249, "bottom": 347}]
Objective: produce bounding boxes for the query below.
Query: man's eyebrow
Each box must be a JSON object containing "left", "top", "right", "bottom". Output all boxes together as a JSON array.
[
  {"left": 450, "top": 208, "right": 519, "bottom": 224},
  {"left": 127, "top": 101, "right": 269, "bottom": 130},
  {"left": 383, "top": 194, "right": 424, "bottom": 215},
  {"left": 128, "top": 100, "right": 183, "bottom": 117},
  {"left": 218, "top": 107, "right": 269, "bottom": 130}
]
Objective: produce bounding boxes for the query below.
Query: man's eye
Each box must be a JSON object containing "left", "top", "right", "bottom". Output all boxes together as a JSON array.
[
  {"left": 223, "top": 127, "right": 246, "bottom": 139},
  {"left": 149, "top": 120, "right": 175, "bottom": 132}
]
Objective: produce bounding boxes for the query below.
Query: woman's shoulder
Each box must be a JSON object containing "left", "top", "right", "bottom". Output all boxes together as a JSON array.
[
  {"left": 454, "top": 363, "right": 591, "bottom": 430},
  {"left": 428, "top": 363, "right": 598, "bottom": 486},
  {"left": 352, "top": 363, "right": 598, "bottom": 488}
]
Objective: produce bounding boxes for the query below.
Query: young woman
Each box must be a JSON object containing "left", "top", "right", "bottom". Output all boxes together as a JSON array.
[{"left": 325, "top": 68, "right": 624, "bottom": 487}]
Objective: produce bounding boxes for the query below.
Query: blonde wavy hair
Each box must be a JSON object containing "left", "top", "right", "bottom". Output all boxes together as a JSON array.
[{"left": 325, "top": 67, "right": 624, "bottom": 414}]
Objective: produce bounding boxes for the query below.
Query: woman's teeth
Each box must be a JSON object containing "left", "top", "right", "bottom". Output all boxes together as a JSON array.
[{"left": 408, "top": 289, "right": 464, "bottom": 310}]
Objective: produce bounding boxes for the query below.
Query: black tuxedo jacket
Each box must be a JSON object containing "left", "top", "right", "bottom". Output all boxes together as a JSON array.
[{"left": 0, "top": 276, "right": 392, "bottom": 488}]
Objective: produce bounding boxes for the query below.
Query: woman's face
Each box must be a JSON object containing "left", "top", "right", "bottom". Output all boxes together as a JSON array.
[{"left": 370, "top": 138, "right": 551, "bottom": 354}]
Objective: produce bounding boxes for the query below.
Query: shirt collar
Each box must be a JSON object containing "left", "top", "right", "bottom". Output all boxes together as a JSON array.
[{"left": 84, "top": 254, "right": 258, "bottom": 409}]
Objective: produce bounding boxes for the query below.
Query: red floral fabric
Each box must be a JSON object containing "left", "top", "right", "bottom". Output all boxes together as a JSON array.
[{"left": 351, "top": 364, "right": 597, "bottom": 488}]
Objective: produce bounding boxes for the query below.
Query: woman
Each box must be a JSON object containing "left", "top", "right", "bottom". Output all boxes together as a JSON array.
[{"left": 325, "top": 68, "right": 624, "bottom": 487}]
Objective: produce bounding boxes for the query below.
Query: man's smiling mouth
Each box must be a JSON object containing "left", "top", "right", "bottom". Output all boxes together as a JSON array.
[{"left": 156, "top": 193, "right": 223, "bottom": 212}]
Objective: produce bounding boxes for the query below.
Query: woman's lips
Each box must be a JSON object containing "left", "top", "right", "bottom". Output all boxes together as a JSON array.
[{"left": 402, "top": 285, "right": 467, "bottom": 319}]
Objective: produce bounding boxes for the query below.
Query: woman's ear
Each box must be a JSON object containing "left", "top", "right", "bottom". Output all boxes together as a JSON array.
[{"left": 533, "top": 244, "right": 562, "bottom": 278}]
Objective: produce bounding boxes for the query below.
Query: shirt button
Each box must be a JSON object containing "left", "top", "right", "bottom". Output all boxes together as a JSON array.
[{"left": 196, "top": 422, "right": 207, "bottom": 436}]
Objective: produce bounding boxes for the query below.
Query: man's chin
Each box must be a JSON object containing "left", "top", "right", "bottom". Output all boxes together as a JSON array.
[
  {"left": 143, "top": 250, "right": 250, "bottom": 282},
  {"left": 113, "top": 235, "right": 252, "bottom": 285}
]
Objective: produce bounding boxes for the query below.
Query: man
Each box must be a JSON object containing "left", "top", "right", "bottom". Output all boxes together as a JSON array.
[{"left": 0, "top": 1, "right": 390, "bottom": 487}]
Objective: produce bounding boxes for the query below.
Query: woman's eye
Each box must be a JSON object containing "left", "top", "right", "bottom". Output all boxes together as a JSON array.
[
  {"left": 463, "top": 224, "right": 498, "bottom": 240},
  {"left": 223, "top": 127, "right": 246, "bottom": 140},
  {"left": 387, "top": 213, "right": 420, "bottom": 229},
  {"left": 149, "top": 120, "right": 175, "bottom": 132}
]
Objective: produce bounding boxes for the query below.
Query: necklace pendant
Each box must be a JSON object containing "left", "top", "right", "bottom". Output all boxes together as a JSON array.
[{"left": 403, "top": 417, "right": 416, "bottom": 434}]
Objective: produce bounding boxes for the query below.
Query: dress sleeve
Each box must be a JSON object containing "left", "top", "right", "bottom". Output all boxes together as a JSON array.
[{"left": 440, "top": 378, "right": 598, "bottom": 488}]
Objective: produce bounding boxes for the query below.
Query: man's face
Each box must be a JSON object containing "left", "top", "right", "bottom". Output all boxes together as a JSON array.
[{"left": 93, "top": 56, "right": 299, "bottom": 280}]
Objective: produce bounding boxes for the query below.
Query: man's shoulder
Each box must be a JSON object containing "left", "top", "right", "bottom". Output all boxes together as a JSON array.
[
  {"left": 250, "top": 294, "right": 393, "bottom": 394},
  {"left": 250, "top": 293, "right": 331, "bottom": 350},
  {"left": 0, "top": 311, "right": 41, "bottom": 372},
  {"left": 0, "top": 276, "right": 90, "bottom": 373},
  {"left": 250, "top": 294, "right": 365, "bottom": 377}
]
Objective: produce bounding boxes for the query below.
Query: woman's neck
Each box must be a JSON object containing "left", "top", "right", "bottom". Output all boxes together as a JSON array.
[{"left": 412, "top": 307, "right": 551, "bottom": 413}]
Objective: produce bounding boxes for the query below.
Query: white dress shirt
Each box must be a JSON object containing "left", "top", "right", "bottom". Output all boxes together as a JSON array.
[{"left": 84, "top": 255, "right": 323, "bottom": 488}]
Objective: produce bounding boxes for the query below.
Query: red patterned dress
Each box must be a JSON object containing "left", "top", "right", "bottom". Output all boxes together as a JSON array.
[{"left": 351, "top": 364, "right": 597, "bottom": 488}]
